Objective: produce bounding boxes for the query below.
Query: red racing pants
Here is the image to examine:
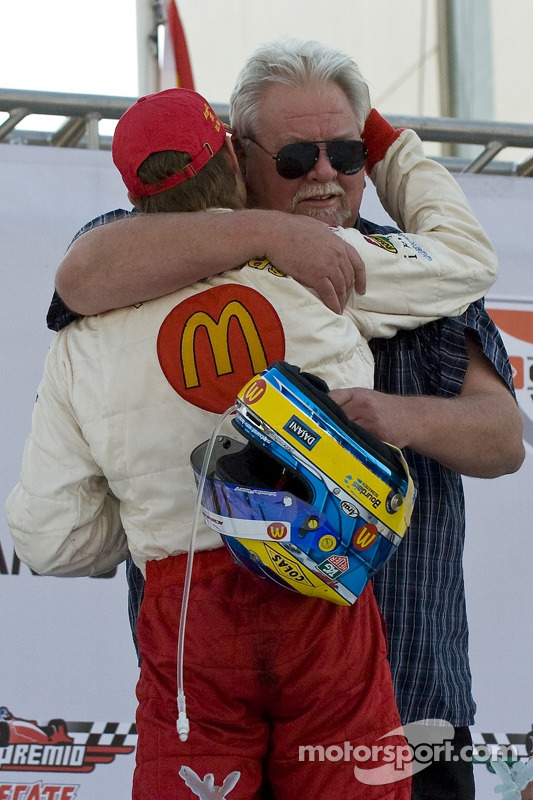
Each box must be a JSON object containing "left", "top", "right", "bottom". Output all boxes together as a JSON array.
[{"left": 134, "top": 547, "right": 411, "bottom": 799}]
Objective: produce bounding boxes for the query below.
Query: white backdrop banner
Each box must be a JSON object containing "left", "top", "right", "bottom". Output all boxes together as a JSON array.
[
  {"left": 0, "top": 145, "right": 139, "bottom": 800},
  {"left": 1, "top": 145, "right": 532, "bottom": 799}
]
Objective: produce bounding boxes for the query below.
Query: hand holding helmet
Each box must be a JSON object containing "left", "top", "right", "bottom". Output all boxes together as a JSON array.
[{"left": 191, "top": 362, "right": 416, "bottom": 605}]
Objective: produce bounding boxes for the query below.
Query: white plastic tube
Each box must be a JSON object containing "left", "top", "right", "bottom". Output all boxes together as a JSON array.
[{"left": 176, "top": 406, "right": 236, "bottom": 742}]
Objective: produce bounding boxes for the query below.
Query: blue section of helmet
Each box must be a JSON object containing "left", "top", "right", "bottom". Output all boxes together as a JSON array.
[
  {"left": 201, "top": 474, "right": 398, "bottom": 588},
  {"left": 191, "top": 361, "right": 413, "bottom": 605},
  {"left": 236, "top": 365, "right": 409, "bottom": 497}
]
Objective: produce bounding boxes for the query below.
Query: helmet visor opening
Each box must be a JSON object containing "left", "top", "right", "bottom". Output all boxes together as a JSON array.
[{"left": 216, "top": 441, "right": 313, "bottom": 502}]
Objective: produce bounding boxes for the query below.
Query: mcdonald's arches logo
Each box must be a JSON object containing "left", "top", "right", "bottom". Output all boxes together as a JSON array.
[
  {"left": 267, "top": 523, "right": 288, "bottom": 540},
  {"left": 352, "top": 523, "right": 378, "bottom": 551},
  {"left": 157, "top": 284, "right": 285, "bottom": 413},
  {"left": 242, "top": 378, "right": 267, "bottom": 405}
]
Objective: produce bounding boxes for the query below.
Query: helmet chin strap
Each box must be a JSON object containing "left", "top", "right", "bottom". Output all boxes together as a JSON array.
[{"left": 176, "top": 404, "right": 237, "bottom": 743}]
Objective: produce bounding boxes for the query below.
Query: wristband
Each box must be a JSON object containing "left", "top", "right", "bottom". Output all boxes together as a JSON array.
[{"left": 362, "top": 109, "right": 404, "bottom": 173}]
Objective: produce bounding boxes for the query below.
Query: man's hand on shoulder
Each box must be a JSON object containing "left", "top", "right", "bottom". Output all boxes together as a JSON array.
[{"left": 263, "top": 213, "right": 366, "bottom": 314}]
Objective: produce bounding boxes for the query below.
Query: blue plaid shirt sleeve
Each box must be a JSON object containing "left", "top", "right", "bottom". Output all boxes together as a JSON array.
[
  {"left": 360, "top": 213, "right": 516, "bottom": 726},
  {"left": 370, "top": 300, "right": 515, "bottom": 726},
  {"left": 46, "top": 208, "right": 136, "bottom": 331}
]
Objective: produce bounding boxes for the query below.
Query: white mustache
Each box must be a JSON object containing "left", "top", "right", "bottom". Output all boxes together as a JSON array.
[{"left": 290, "top": 182, "right": 346, "bottom": 208}]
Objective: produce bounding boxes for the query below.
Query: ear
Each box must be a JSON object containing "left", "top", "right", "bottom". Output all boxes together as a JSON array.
[
  {"left": 127, "top": 191, "right": 142, "bottom": 211},
  {"left": 230, "top": 133, "right": 247, "bottom": 177},
  {"left": 222, "top": 136, "right": 243, "bottom": 177}
]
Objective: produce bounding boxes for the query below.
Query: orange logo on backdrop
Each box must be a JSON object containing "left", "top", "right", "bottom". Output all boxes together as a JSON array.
[
  {"left": 157, "top": 284, "right": 285, "bottom": 413},
  {"left": 488, "top": 308, "right": 533, "bottom": 344},
  {"left": 488, "top": 307, "right": 532, "bottom": 392},
  {"left": 487, "top": 305, "right": 532, "bottom": 450}
]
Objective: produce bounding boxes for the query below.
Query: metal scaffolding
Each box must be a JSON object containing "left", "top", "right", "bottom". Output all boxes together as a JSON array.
[{"left": 2, "top": 87, "right": 533, "bottom": 176}]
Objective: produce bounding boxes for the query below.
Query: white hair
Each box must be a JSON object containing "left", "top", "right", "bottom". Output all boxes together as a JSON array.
[{"left": 229, "top": 38, "right": 371, "bottom": 138}]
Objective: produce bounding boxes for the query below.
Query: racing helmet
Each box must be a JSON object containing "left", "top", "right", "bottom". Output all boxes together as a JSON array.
[{"left": 190, "top": 362, "right": 416, "bottom": 605}]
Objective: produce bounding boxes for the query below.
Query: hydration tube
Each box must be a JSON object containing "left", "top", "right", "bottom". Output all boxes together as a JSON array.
[{"left": 176, "top": 405, "right": 237, "bottom": 742}]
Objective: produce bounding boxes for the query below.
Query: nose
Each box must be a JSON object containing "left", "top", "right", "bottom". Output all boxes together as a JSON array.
[{"left": 306, "top": 144, "right": 338, "bottom": 181}]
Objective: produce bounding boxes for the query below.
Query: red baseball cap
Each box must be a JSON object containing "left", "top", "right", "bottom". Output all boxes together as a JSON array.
[{"left": 112, "top": 88, "right": 227, "bottom": 198}]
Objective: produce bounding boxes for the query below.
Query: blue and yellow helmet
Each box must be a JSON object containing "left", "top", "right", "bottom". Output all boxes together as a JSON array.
[{"left": 191, "top": 362, "right": 416, "bottom": 605}]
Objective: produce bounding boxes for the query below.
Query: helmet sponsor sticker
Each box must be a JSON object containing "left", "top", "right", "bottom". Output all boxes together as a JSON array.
[
  {"left": 317, "top": 554, "right": 350, "bottom": 580},
  {"left": 283, "top": 416, "right": 320, "bottom": 450},
  {"left": 202, "top": 510, "right": 292, "bottom": 541},
  {"left": 340, "top": 500, "right": 360, "bottom": 518},
  {"left": 328, "top": 555, "right": 350, "bottom": 571},
  {"left": 267, "top": 523, "right": 288, "bottom": 540},
  {"left": 352, "top": 523, "right": 379, "bottom": 551},
  {"left": 345, "top": 476, "right": 382, "bottom": 510},
  {"left": 264, "top": 545, "right": 314, "bottom": 586},
  {"left": 241, "top": 378, "right": 267, "bottom": 405}
]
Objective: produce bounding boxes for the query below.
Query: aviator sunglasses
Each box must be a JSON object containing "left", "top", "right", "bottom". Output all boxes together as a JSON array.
[{"left": 245, "top": 136, "right": 368, "bottom": 180}]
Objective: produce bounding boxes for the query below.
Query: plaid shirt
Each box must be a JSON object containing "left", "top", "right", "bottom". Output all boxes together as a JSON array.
[
  {"left": 48, "top": 210, "right": 514, "bottom": 726},
  {"left": 361, "top": 217, "right": 514, "bottom": 726}
]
